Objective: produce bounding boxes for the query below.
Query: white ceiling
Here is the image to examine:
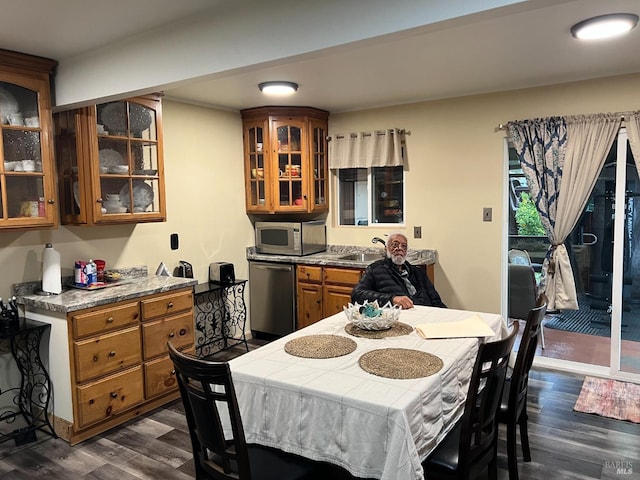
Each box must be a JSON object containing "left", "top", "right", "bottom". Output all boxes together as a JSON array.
[{"left": 2, "top": 0, "right": 640, "bottom": 113}]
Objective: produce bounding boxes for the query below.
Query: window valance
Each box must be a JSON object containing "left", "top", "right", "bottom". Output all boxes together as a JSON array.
[{"left": 328, "top": 128, "right": 406, "bottom": 169}]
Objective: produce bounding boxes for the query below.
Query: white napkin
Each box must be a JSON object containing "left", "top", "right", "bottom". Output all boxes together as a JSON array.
[{"left": 415, "top": 314, "right": 495, "bottom": 339}]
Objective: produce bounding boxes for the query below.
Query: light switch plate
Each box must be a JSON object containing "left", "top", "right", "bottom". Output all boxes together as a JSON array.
[
  {"left": 414, "top": 226, "right": 422, "bottom": 238},
  {"left": 483, "top": 208, "right": 492, "bottom": 222}
]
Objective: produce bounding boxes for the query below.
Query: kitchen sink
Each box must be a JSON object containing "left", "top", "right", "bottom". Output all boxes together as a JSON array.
[{"left": 337, "top": 252, "right": 384, "bottom": 262}]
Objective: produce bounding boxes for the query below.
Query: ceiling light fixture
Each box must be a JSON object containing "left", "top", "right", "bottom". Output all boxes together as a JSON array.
[
  {"left": 570, "top": 13, "right": 638, "bottom": 40},
  {"left": 258, "top": 81, "right": 299, "bottom": 95}
]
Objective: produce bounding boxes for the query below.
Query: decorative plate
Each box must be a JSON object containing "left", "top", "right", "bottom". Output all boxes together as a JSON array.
[
  {"left": 73, "top": 181, "right": 80, "bottom": 207},
  {"left": 99, "top": 149, "right": 125, "bottom": 168},
  {"left": 100, "top": 102, "right": 126, "bottom": 134},
  {"left": 0, "top": 86, "right": 19, "bottom": 123},
  {"left": 119, "top": 181, "right": 154, "bottom": 212},
  {"left": 129, "top": 103, "right": 152, "bottom": 132}
]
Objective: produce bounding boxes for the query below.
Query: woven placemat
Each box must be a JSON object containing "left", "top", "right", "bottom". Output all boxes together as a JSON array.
[
  {"left": 284, "top": 334, "right": 357, "bottom": 359},
  {"left": 359, "top": 348, "right": 444, "bottom": 379},
  {"left": 345, "top": 322, "right": 413, "bottom": 339}
]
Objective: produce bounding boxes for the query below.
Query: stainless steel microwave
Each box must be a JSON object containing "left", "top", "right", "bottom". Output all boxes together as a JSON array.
[{"left": 255, "top": 221, "right": 327, "bottom": 256}]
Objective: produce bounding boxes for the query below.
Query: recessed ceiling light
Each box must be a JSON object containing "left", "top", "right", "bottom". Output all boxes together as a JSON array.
[
  {"left": 258, "top": 81, "right": 299, "bottom": 95},
  {"left": 571, "top": 13, "right": 638, "bottom": 40}
]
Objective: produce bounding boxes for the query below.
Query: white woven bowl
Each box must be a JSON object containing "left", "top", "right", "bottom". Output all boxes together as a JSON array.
[{"left": 343, "top": 301, "right": 401, "bottom": 330}]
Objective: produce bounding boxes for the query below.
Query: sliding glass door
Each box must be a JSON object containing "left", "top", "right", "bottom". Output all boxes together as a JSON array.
[{"left": 507, "top": 130, "right": 640, "bottom": 380}]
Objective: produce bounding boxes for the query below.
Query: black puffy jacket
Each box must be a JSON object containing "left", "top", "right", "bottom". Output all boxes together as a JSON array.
[{"left": 351, "top": 258, "right": 446, "bottom": 308}]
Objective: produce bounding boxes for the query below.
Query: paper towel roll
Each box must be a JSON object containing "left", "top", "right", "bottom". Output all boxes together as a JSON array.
[{"left": 42, "top": 243, "right": 62, "bottom": 294}]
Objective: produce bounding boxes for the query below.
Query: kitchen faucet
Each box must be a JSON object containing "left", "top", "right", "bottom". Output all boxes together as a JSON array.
[{"left": 371, "top": 236, "right": 386, "bottom": 247}]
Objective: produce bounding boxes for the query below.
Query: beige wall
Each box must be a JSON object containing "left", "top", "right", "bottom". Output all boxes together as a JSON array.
[
  {"left": 327, "top": 73, "right": 640, "bottom": 314},
  {"left": 2, "top": 74, "right": 639, "bottom": 319},
  {"left": 0, "top": 101, "right": 253, "bottom": 302}
]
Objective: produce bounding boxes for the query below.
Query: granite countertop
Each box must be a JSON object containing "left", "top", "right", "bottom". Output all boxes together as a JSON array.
[
  {"left": 246, "top": 245, "right": 437, "bottom": 267},
  {"left": 14, "top": 266, "right": 198, "bottom": 314}
]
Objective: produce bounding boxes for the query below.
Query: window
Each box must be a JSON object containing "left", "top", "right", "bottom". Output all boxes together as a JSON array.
[{"left": 338, "top": 166, "right": 404, "bottom": 225}]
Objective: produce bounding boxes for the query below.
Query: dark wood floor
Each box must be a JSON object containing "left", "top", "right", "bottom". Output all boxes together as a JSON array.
[{"left": 1, "top": 341, "right": 638, "bottom": 480}]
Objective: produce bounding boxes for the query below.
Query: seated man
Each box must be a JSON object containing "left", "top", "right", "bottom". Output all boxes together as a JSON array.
[{"left": 351, "top": 233, "right": 446, "bottom": 309}]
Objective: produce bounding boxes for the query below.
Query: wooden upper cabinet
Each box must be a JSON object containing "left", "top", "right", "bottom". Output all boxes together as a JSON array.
[
  {"left": 54, "top": 95, "right": 166, "bottom": 225},
  {"left": 241, "top": 106, "right": 329, "bottom": 214},
  {"left": 0, "top": 49, "right": 58, "bottom": 230}
]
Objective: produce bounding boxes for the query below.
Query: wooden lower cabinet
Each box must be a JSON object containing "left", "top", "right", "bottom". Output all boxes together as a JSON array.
[
  {"left": 296, "top": 265, "right": 363, "bottom": 329},
  {"left": 67, "top": 287, "right": 194, "bottom": 444},
  {"left": 296, "top": 262, "right": 435, "bottom": 329},
  {"left": 76, "top": 367, "right": 144, "bottom": 427},
  {"left": 323, "top": 284, "right": 354, "bottom": 318},
  {"left": 297, "top": 280, "right": 323, "bottom": 329}
]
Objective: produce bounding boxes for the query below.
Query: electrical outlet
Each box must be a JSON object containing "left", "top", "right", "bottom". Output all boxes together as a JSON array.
[
  {"left": 483, "top": 208, "right": 492, "bottom": 222},
  {"left": 413, "top": 226, "right": 422, "bottom": 238},
  {"left": 170, "top": 233, "right": 179, "bottom": 250}
]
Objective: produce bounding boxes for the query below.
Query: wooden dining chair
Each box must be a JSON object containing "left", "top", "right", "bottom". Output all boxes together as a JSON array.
[
  {"left": 498, "top": 298, "right": 547, "bottom": 480},
  {"left": 167, "top": 342, "right": 317, "bottom": 480},
  {"left": 422, "top": 322, "right": 519, "bottom": 480}
]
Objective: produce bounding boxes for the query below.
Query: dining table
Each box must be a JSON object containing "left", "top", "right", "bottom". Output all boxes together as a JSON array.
[{"left": 227, "top": 305, "right": 505, "bottom": 480}]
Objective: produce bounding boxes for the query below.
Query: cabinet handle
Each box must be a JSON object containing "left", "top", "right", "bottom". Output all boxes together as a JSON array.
[
  {"left": 110, "top": 392, "right": 118, "bottom": 399},
  {"left": 168, "top": 331, "right": 175, "bottom": 338},
  {"left": 93, "top": 355, "right": 98, "bottom": 362},
  {"left": 167, "top": 302, "right": 174, "bottom": 308},
  {"left": 106, "top": 317, "right": 114, "bottom": 323},
  {"left": 109, "top": 351, "right": 116, "bottom": 357},
  {"left": 47, "top": 199, "right": 55, "bottom": 204},
  {"left": 179, "top": 328, "right": 187, "bottom": 336},
  {"left": 170, "top": 369, "right": 176, "bottom": 376},
  {"left": 97, "top": 198, "right": 103, "bottom": 203}
]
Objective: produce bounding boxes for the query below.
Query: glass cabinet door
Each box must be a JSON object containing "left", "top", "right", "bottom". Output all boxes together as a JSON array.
[
  {"left": 96, "top": 100, "right": 161, "bottom": 217},
  {"left": 54, "top": 96, "right": 165, "bottom": 225},
  {"left": 241, "top": 106, "right": 329, "bottom": 214},
  {"left": 55, "top": 109, "right": 85, "bottom": 223},
  {"left": 0, "top": 80, "right": 51, "bottom": 224},
  {"left": 245, "top": 121, "right": 267, "bottom": 209},
  {"left": 310, "top": 119, "right": 328, "bottom": 211},
  {"left": 274, "top": 119, "right": 304, "bottom": 209}
]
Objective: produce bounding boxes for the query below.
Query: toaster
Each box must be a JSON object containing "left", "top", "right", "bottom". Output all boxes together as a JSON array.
[{"left": 210, "top": 262, "right": 235, "bottom": 284}]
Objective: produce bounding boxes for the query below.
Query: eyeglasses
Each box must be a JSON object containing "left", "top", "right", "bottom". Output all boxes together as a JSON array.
[{"left": 389, "top": 241, "right": 408, "bottom": 251}]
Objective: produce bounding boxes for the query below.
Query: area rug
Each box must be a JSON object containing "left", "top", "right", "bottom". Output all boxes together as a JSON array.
[{"left": 573, "top": 376, "right": 640, "bottom": 423}]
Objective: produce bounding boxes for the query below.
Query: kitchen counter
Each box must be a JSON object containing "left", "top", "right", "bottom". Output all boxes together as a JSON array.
[
  {"left": 246, "top": 245, "right": 437, "bottom": 268},
  {"left": 14, "top": 266, "right": 197, "bottom": 314}
]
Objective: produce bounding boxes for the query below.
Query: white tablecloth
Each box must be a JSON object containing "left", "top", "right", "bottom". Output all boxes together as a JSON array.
[{"left": 228, "top": 306, "right": 504, "bottom": 480}]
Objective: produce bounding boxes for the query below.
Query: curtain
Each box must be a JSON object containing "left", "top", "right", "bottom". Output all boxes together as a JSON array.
[
  {"left": 626, "top": 112, "right": 640, "bottom": 172},
  {"left": 553, "top": 114, "right": 621, "bottom": 309},
  {"left": 329, "top": 129, "right": 404, "bottom": 169},
  {"left": 509, "top": 114, "right": 621, "bottom": 310}
]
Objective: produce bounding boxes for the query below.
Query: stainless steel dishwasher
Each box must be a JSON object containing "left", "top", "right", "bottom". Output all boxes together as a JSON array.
[{"left": 249, "top": 261, "right": 296, "bottom": 337}]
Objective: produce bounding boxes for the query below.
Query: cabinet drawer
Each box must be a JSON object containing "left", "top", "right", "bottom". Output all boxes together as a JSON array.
[
  {"left": 141, "top": 312, "right": 194, "bottom": 360},
  {"left": 76, "top": 366, "right": 144, "bottom": 428},
  {"left": 74, "top": 326, "right": 141, "bottom": 383},
  {"left": 141, "top": 289, "right": 193, "bottom": 321},
  {"left": 297, "top": 265, "right": 322, "bottom": 283},
  {"left": 144, "top": 347, "right": 193, "bottom": 399},
  {"left": 324, "top": 267, "right": 363, "bottom": 286},
  {"left": 71, "top": 302, "right": 140, "bottom": 339}
]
